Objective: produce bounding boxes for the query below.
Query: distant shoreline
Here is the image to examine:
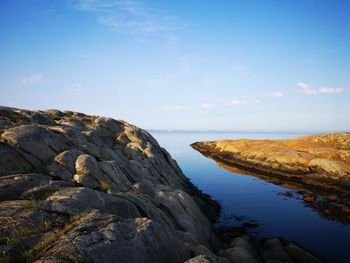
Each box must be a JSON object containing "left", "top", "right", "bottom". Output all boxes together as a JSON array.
[{"left": 148, "top": 129, "right": 347, "bottom": 134}]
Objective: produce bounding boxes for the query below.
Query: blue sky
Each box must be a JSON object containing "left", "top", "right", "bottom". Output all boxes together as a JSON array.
[{"left": 1, "top": 0, "right": 349, "bottom": 131}]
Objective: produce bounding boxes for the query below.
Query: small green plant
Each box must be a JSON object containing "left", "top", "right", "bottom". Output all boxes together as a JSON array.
[
  {"left": 34, "top": 234, "right": 57, "bottom": 251},
  {"left": 49, "top": 113, "right": 64, "bottom": 120},
  {"left": 12, "top": 116, "right": 29, "bottom": 124},
  {"left": 0, "top": 219, "right": 52, "bottom": 250},
  {"left": 0, "top": 236, "right": 18, "bottom": 246},
  {"left": 21, "top": 249, "right": 36, "bottom": 262},
  {"left": 0, "top": 213, "right": 90, "bottom": 263}
]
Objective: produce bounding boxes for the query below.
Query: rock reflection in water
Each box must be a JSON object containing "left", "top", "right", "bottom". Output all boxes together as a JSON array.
[{"left": 216, "top": 161, "right": 350, "bottom": 224}]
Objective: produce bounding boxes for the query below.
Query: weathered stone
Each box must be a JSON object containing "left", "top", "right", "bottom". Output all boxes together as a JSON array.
[
  {"left": 0, "top": 173, "right": 51, "bottom": 200},
  {"left": 218, "top": 247, "right": 260, "bottom": 263},
  {"left": 1, "top": 125, "right": 69, "bottom": 163},
  {"left": 262, "top": 247, "right": 293, "bottom": 263},
  {"left": 0, "top": 142, "right": 32, "bottom": 175},
  {"left": 194, "top": 245, "right": 218, "bottom": 262},
  {"left": 229, "top": 237, "right": 261, "bottom": 261},
  {"left": 98, "top": 160, "right": 132, "bottom": 192},
  {"left": 45, "top": 109, "right": 65, "bottom": 118},
  {"left": 309, "top": 158, "right": 348, "bottom": 179},
  {"left": 154, "top": 188, "right": 211, "bottom": 238},
  {"left": 41, "top": 187, "right": 140, "bottom": 218},
  {"left": 74, "top": 154, "right": 101, "bottom": 188},
  {"left": 263, "top": 238, "right": 283, "bottom": 250},
  {"left": 54, "top": 149, "right": 83, "bottom": 173},
  {"left": 185, "top": 255, "right": 216, "bottom": 263},
  {"left": 30, "top": 111, "right": 56, "bottom": 125},
  {"left": 39, "top": 211, "right": 192, "bottom": 263},
  {"left": 217, "top": 257, "right": 231, "bottom": 263},
  {"left": 284, "top": 243, "right": 322, "bottom": 263},
  {"left": 94, "top": 116, "right": 124, "bottom": 134},
  {"left": 49, "top": 126, "right": 89, "bottom": 147},
  {"left": 21, "top": 180, "right": 74, "bottom": 200}
]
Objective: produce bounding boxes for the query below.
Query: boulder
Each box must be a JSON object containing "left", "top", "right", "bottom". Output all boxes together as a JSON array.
[
  {"left": 284, "top": 243, "right": 322, "bottom": 263},
  {"left": 1, "top": 125, "right": 69, "bottom": 163},
  {"left": 185, "top": 255, "right": 217, "bottom": 263},
  {"left": 0, "top": 173, "right": 51, "bottom": 200},
  {"left": 218, "top": 247, "right": 260, "bottom": 263},
  {"left": 0, "top": 142, "right": 33, "bottom": 176}
]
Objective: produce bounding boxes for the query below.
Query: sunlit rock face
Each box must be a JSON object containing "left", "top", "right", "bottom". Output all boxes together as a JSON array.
[
  {"left": 191, "top": 133, "right": 350, "bottom": 186},
  {"left": 0, "top": 106, "right": 219, "bottom": 263}
]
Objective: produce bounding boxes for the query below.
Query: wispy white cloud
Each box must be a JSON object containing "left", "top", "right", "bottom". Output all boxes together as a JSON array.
[
  {"left": 201, "top": 102, "right": 218, "bottom": 109},
  {"left": 319, "top": 86, "right": 344, "bottom": 94},
  {"left": 297, "top": 82, "right": 344, "bottom": 95},
  {"left": 270, "top": 90, "right": 284, "bottom": 97},
  {"left": 297, "top": 82, "right": 318, "bottom": 95},
  {"left": 68, "top": 83, "right": 84, "bottom": 94},
  {"left": 70, "top": 0, "right": 180, "bottom": 39},
  {"left": 229, "top": 99, "right": 241, "bottom": 105},
  {"left": 229, "top": 99, "right": 247, "bottom": 105},
  {"left": 163, "top": 105, "right": 191, "bottom": 111},
  {"left": 22, "top": 73, "right": 44, "bottom": 85}
]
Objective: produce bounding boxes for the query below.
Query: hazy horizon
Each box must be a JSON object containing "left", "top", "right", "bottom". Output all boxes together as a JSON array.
[{"left": 1, "top": 0, "right": 349, "bottom": 131}]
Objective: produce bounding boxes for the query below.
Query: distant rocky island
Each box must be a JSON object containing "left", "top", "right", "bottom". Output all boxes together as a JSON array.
[
  {"left": 192, "top": 133, "right": 350, "bottom": 223},
  {"left": 0, "top": 106, "right": 323, "bottom": 263}
]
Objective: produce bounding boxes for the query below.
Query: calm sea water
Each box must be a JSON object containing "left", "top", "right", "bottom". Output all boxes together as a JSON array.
[{"left": 150, "top": 131, "right": 350, "bottom": 263}]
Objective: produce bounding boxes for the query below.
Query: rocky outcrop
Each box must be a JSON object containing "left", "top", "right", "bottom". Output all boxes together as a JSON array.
[
  {"left": 191, "top": 133, "right": 350, "bottom": 188},
  {"left": 0, "top": 106, "right": 220, "bottom": 263}
]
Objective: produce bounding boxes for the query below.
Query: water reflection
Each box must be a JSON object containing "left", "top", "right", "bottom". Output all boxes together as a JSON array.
[{"left": 216, "top": 161, "right": 350, "bottom": 225}]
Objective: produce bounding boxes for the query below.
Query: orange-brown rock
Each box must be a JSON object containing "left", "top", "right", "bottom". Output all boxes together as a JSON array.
[{"left": 191, "top": 133, "right": 350, "bottom": 189}]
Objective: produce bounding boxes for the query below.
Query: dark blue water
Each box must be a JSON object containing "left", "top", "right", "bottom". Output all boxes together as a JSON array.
[{"left": 150, "top": 131, "right": 350, "bottom": 263}]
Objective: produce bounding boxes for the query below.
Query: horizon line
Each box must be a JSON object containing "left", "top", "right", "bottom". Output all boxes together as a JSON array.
[{"left": 147, "top": 129, "right": 349, "bottom": 134}]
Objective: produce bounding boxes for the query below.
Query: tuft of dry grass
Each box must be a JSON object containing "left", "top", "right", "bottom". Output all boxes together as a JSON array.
[
  {"left": 22, "top": 212, "right": 89, "bottom": 260},
  {"left": 19, "top": 199, "right": 40, "bottom": 210},
  {"left": 99, "top": 180, "right": 111, "bottom": 192}
]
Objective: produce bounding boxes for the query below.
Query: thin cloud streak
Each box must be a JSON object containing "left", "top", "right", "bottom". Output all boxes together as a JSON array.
[
  {"left": 201, "top": 103, "right": 218, "bottom": 109},
  {"left": 22, "top": 74, "right": 44, "bottom": 85},
  {"left": 319, "top": 87, "right": 344, "bottom": 94},
  {"left": 229, "top": 99, "right": 248, "bottom": 105},
  {"left": 297, "top": 82, "right": 344, "bottom": 95},
  {"left": 297, "top": 82, "right": 318, "bottom": 95},
  {"left": 271, "top": 90, "right": 284, "bottom": 97},
  {"left": 70, "top": 0, "right": 181, "bottom": 37},
  {"left": 164, "top": 105, "right": 191, "bottom": 111}
]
